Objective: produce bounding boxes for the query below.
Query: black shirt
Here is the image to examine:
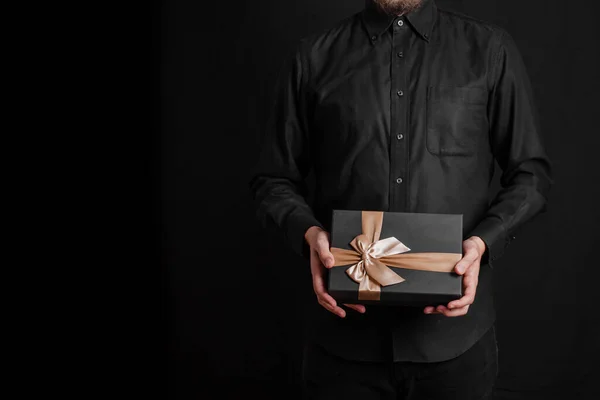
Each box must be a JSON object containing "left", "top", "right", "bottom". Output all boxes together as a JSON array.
[{"left": 249, "top": 0, "right": 553, "bottom": 362}]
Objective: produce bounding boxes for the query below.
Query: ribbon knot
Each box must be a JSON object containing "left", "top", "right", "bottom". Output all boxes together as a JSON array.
[{"left": 361, "top": 250, "right": 369, "bottom": 262}]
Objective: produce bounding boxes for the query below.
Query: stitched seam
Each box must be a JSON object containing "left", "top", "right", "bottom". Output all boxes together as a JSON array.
[{"left": 489, "top": 29, "right": 505, "bottom": 91}]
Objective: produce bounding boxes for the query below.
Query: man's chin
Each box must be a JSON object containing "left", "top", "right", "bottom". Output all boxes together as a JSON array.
[{"left": 372, "top": 0, "right": 423, "bottom": 16}]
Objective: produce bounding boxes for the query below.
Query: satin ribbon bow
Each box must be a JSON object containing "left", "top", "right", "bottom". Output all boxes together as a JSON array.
[{"left": 344, "top": 234, "right": 410, "bottom": 301}]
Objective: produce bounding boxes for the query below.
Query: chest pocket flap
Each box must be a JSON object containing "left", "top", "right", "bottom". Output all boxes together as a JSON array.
[{"left": 426, "top": 86, "right": 488, "bottom": 157}]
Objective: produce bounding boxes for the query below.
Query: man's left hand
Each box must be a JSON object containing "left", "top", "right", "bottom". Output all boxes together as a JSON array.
[{"left": 423, "top": 236, "right": 486, "bottom": 317}]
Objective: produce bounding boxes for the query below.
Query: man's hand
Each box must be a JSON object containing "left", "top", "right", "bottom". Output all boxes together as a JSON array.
[
  {"left": 423, "top": 236, "right": 486, "bottom": 317},
  {"left": 305, "top": 226, "right": 366, "bottom": 318}
]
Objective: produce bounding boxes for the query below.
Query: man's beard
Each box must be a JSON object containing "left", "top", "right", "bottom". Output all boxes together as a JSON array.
[{"left": 372, "top": 0, "right": 423, "bottom": 16}]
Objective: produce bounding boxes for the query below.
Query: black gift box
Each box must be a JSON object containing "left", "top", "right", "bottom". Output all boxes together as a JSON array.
[{"left": 327, "top": 209, "right": 463, "bottom": 306}]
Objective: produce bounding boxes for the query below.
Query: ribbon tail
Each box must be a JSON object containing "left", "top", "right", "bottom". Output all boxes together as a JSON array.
[
  {"left": 346, "top": 260, "right": 366, "bottom": 284},
  {"left": 358, "top": 276, "right": 381, "bottom": 301},
  {"left": 366, "top": 259, "right": 405, "bottom": 287}
]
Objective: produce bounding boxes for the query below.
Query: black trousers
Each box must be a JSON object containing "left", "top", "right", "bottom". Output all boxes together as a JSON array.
[{"left": 302, "top": 325, "right": 498, "bottom": 400}]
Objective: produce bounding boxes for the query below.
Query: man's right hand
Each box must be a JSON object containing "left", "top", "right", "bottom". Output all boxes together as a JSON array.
[{"left": 304, "top": 226, "right": 366, "bottom": 318}]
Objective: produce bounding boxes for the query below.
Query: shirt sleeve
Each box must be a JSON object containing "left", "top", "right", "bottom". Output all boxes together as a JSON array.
[
  {"left": 468, "top": 28, "right": 554, "bottom": 267},
  {"left": 248, "top": 40, "right": 324, "bottom": 259}
]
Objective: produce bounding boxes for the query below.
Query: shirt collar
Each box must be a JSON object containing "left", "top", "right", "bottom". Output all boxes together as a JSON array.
[{"left": 361, "top": 0, "right": 436, "bottom": 43}]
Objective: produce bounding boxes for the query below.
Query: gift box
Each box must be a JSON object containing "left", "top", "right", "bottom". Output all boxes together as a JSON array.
[{"left": 327, "top": 210, "right": 463, "bottom": 306}]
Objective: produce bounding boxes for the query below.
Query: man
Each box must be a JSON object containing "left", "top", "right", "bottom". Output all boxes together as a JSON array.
[{"left": 249, "top": 0, "right": 553, "bottom": 398}]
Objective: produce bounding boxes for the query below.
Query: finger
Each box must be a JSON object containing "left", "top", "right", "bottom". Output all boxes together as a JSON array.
[
  {"left": 463, "top": 270, "right": 478, "bottom": 292},
  {"left": 321, "top": 300, "right": 345, "bottom": 318},
  {"left": 311, "top": 262, "right": 326, "bottom": 293},
  {"left": 310, "top": 250, "right": 326, "bottom": 283},
  {"left": 454, "top": 258, "right": 475, "bottom": 275},
  {"left": 310, "top": 243, "right": 343, "bottom": 316},
  {"left": 319, "top": 298, "right": 346, "bottom": 318},
  {"left": 317, "top": 248, "right": 335, "bottom": 269},
  {"left": 320, "top": 300, "right": 345, "bottom": 317},
  {"left": 424, "top": 306, "right": 441, "bottom": 314},
  {"left": 311, "top": 262, "right": 337, "bottom": 310},
  {"left": 311, "top": 269, "right": 336, "bottom": 309},
  {"left": 310, "top": 246, "right": 324, "bottom": 270},
  {"left": 447, "top": 288, "right": 475, "bottom": 309},
  {"left": 343, "top": 304, "right": 366, "bottom": 313},
  {"left": 314, "top": 237, "right": 335, "bottom": 268},
  {"left": 465, "top": 262, "right": 480, "bottom": 278},
  {"left": 319, "top": 292, "right": 339, "bottom": 310},
  {"left": 455, "top": 244, "right": 481, "bottom": 274},
  {"left": 448, "top": 276, "right": 477, "bottom": 309},
  {"left": 436, "top": 304, "right": 469, "bottom": 317}
]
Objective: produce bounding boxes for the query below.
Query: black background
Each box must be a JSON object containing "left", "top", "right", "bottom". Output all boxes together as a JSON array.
[{"left": 157, "top": 0, "right": 600, "bottom": 398}]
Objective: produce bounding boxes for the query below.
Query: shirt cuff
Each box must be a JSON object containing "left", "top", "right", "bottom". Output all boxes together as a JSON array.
[
  {"left": 468, "top": 217, "right": 508, "bottom": 268},
  {"left": 285, "top": 209, "right": 325, "bottom": 260}
]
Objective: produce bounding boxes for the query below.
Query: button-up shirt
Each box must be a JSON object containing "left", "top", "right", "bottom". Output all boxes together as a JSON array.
[{"left": 249, "top": 0, "right": 553, "bottom": 362}]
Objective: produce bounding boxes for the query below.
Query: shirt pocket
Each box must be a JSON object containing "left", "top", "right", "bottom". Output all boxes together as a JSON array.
[{"left": 426, "top": 86, "right": 488, "bottom": 157}]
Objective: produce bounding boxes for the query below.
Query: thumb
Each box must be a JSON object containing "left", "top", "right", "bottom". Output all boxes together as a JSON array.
[{"left": 317, "top": 246, "right": 335, "bottom": 268}]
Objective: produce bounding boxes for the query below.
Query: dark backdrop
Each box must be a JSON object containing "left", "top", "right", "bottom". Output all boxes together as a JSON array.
[{"left": 158, "top": 0, "right": 600, "bottom": 398}]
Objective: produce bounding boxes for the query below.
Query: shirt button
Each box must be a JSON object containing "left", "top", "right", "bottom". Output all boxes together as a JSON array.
[
  {"left": 397, "top": 20, "right": 404, "bottom": 26},
  {"left": 397, "top": 134, "right": 404, "bottom": 140},
  {"left": 397, "top": 90, "right": 404, "bottom": 97},
  {"left": 397, "top": 51, "right": 404, "bottom": 58},
  {"left": 396, "top": 177, "right": 403, "bottom": 184},
  {"left": 371, "top": 35, "right": 377, "bottom": 41}
]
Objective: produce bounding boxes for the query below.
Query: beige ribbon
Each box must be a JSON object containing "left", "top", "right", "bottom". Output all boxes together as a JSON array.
[{"left": 330, "top": 211, "right": 462, "bottom": 301}]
